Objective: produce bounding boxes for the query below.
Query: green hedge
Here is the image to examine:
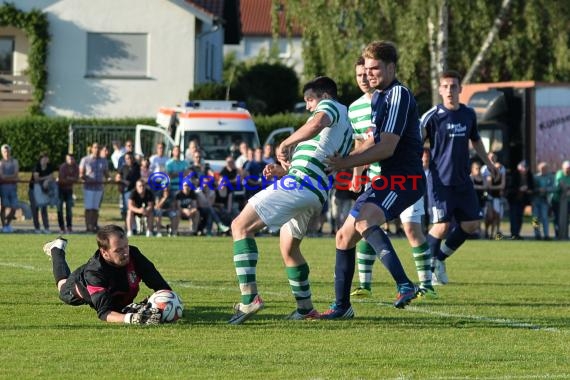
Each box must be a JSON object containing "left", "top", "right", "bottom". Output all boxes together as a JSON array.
[
  {"left": 0, "top": 116, "right": 153, "bottom": 170},
  {"left": 0, "top": 114, "right": 306, "bottom": 170}
]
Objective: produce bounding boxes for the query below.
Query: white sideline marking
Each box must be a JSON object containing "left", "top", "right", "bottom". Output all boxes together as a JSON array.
[
  {"left": 0, "top": 262, "right": 44, "bottom": 271},
  {"left": 174, "top": 281, "right": 567, "bottom": 334}
]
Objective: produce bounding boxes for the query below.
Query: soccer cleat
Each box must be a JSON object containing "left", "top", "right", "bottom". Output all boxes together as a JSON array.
[
  {"left": 350, "top": 287, "right": 372, "bottom": 298},
  {"left": 284, "top": 308, "right": 321, "bottom": 320},
  {"left": 42, "top": 237, "right": 68, "bottom": 258},
  {"left": 432, "top": 259, "right": 449, "bottom": 285},
  {"left": 228, "top": 294, "right": 265, "bottom": 325},
  {"left": 394, "top": 283, "right": 418, "bottom": 308},
  {"left": 417, "top": 285, "right": 438, "bottom": 300},
  {"left": 219, "top": 224, "right": 230, "bottom": 233},
  {"left": 320, "top": 303, "right": 355, "bottom": 320}
]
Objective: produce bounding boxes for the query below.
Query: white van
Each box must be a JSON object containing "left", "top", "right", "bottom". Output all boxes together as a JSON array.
[{"left": 135, "top": 100, "right": 293, "bottom": 172}]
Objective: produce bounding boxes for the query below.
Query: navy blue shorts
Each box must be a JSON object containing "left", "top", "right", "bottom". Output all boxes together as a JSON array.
[
  {"left": 350, "top": 173, "right": 426, "bottom": 221},
  {"left": 429, "top": 181, "right": 483, "bottom": 223}
]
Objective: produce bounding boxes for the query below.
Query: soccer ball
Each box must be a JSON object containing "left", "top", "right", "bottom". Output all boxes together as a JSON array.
[{"left": 148, "top": 289, "right": 184, "bottom": 323}]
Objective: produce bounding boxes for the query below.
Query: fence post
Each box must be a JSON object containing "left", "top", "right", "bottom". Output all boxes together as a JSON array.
[{"left": 68, "top": 124, "right": 74, "bottom": 155}]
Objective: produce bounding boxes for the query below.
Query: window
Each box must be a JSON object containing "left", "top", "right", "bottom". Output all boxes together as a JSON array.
[
  {"left": 86, "top": 33, "right": 148, "bottom": 78},
  {"left": 0, "top": 37, "right": 14, "bottom": 74}
]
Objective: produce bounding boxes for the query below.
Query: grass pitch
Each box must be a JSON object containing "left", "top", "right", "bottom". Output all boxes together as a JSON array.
[{"left": 0, "top": 234, "right": 568, "bottom": 379}]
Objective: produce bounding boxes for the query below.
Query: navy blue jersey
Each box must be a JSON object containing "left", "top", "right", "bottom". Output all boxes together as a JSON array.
[
  {"left": 68, "top": 246, "right": 171, "bottom": 320},
  {"left": 371, "top": 80, "right": 423, "bottom": 176},
  {"left": 421, "top": 104, "right": 480, "bottom": 186}
]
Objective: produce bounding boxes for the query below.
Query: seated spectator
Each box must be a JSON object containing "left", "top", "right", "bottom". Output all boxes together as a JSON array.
[
  {"left": 126, "top": 179, "right": 155, "bottom": 237},
  {"left": 176, "top": 181, "right": 200, "bottom": 235},
  {"left": 196, "top": 184, "right": 230, "bottom": 236},
  {"left": 154, "top": 186, "right": 180, "bottom": 237}
]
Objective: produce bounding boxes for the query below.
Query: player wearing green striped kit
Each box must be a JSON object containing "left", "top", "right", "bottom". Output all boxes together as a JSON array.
[
  {"left": 348, "top": 57, "right": 436, "bottom": 300},
  {"left": 228, "top": 76, "right": 353, "bottom": 324}
]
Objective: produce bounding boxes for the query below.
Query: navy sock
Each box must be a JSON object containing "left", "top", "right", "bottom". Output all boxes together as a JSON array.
[
  {"left": 443, "top": 225, "right": 470, "bottom": 255},
  {"left": 362, "top": 226, "right": 411, "bottom": 285},
  {"left": 427, "top": 233, "right": 444, "bottom": 261},
  {"left": 51, "top": 248, "right": 71, "bottom": 284},
  {"left": 334, "top": 247, "right": 355, "bottom": 309}
]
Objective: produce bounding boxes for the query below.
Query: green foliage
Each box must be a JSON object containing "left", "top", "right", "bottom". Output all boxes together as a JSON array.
[
  {"left": 286, "top": 0, "right": 570, "bottom": 109},
  {"left": 234, "top": 63, "right": 300, "bottom": 115},
  {"left": 189, "top": 82, "right": 228, "bottom": 100},
  {"left": 1, "top": 235, "right": 570, "bottom": 378},
  {"left": 0, "top": 116, "right": 152, "bottom": 170},
  {"left": 0, "top": 3, "right": 49, "bottom": 115}
]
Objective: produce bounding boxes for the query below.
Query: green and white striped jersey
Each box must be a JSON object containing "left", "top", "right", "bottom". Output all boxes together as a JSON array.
[
  {"left": 289, "top": 99, "right": 353, "bottom": 205},
  {"left": 348, "top": 94, "right": 381, "bottom": 180}
]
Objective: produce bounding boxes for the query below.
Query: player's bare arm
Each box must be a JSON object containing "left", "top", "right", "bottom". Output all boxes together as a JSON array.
[
  {"left": 277, "top": 112, "right": 332, "bottom": 162},
  {"left": 263, "top": 163, "right": 287, "bottom": 179},
  {"left": 325, "top": 132, "right": 399, "bottom": 171},
  {"left": 472, "top": 139, "right": 499, "bottom": 179}
]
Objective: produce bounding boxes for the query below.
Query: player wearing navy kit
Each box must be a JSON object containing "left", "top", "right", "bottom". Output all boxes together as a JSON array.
[
  {"left": 42, "top": 224, "right": 172, "bottom": 324},
  {"left": 323, "top": 41, "right": 425, "bottom": 318},
  {"left": 421, "top": 70, "right": 498, "bottom": 285}
]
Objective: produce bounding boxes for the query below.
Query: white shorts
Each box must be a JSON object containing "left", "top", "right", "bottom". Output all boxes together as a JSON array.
[
  {"left": 248, "top": 176, "right": 322, "bottom": 239},
  {"left": 83, "top": 190, "right": 103, "bottom": 210},
  {"left": 399, "top": 196, "right": 425, "bottom": 224}
]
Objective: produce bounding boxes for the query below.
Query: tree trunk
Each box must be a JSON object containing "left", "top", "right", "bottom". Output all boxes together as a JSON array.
[
  {"left": 428, "top": 0, "right": 449, "bottom": 106},
  {"left": 463, "top": 0, "right": 514, "bottom": 84}
]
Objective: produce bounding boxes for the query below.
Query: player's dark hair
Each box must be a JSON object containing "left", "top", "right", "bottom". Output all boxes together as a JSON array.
[
  {"left": 363, "top": 41, "right": 398, "bottom": 65},
  {"left": 302, "top": 76, "right": 338, "bottom": 99},
  {"left": 96, "top": 225, "right": 126, "bottom": 250},
  {"left": 355, "top": 56, "right": 365, "bottom": 67},
  {"left": 440, "top": 70, "right": 462, "bottom": 82}
]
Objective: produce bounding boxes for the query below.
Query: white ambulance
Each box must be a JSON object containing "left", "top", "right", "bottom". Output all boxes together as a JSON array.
[{"left": 134, "top": 100, "right": 293, "bottom": 172}]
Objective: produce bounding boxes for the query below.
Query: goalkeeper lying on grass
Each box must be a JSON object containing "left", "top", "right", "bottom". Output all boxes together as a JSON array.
[{"left": 42, "top": 224, "right": 172, "bottom": 324}]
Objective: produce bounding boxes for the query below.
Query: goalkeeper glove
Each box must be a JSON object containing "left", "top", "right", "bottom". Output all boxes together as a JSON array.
[
  {"left": 124, "top": 303, "right": 162, "bottom": 325},
  {"left": 121, "top": 298, "right": 150, "bottom": 314}
]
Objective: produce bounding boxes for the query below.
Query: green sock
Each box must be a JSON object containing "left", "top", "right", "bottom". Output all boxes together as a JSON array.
[
  {"left": 356, "top": 240, "right": 375, "bottom": 290},
  {"left": 286, "top": 263, "right": 312, "bottom": 314},
  {"left": 412, "top": 242, "right": 432, "bottom": 288},
  {"left": 233, "top": 238, "right": 258, "bottom": 304}
]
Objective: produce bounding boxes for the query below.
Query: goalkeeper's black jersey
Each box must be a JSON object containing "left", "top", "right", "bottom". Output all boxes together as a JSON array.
[{"left": 68, "top": 245, "right": 171, "bottom": 320}]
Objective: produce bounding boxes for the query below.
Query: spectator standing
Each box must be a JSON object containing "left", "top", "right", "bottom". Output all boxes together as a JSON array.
[
  {"left": 532, "top": 162, "right": 554, "bottom": 240},
  {"left": 220, "top": 156, "right": 244, "bottom": 211},
  {"left": 149, "top": 142, "right": 168, "bottom": 173},
  {"left": 552, "top": 160, "right": 570, "bottom": 239},
  {"left": 116, "top": 140, "right": 134, "bottom": 170},
  {"left": 0, "top": 144, "right": 19, "bottom": 233},
  {"left": 139, "top": 158, "right": 151, "bottom": 184},
  {"left": 243, "top": 147, "right": 266, "bottom": 199},
  {"left": 234, "top": 141, "right": 249, "bottom": 173},
  {"left": 262, "top": 143, "right": 275, "bottom": 165},
  {"left": 115, "top": 152, "right": 140, "bottom": 223},
  {"left": 165, "top": 146, "right": 189, "bottom": 193},
  {"left": 29, "top": 152, "right": 56, "bottom": 234},
  {"left": 110, "top": 140, "right": 125, "bottom": 170},
  {"left": 79, "top": 142, "right": 109, "bottom": 233},
  {"left": 57, "top": 154, "right": 79, "bottom": 234},
  {"left": 184, "top": 139, "right": 202, "bottom": 165},
  {"left": 482, "top": 153, "right": 506, "bottom": 239},
  {"left": 506, "top": 160, "right": 534, "bottom": 240}
]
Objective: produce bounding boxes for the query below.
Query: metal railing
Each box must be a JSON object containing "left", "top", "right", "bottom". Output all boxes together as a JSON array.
[{"left": 0, "top": 74, "right": 32, "bottom": 115}]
